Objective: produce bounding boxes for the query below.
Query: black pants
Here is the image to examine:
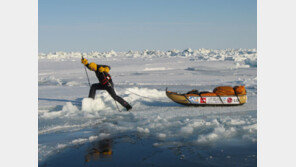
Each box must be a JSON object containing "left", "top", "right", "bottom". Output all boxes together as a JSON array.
[{"left": 88, "top": 83, "right": 130, "bottom": 108}]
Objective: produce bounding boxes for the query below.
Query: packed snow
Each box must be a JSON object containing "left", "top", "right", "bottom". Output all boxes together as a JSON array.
[{"left": 38, "top": 49, "right": 257, "bottom": 164}]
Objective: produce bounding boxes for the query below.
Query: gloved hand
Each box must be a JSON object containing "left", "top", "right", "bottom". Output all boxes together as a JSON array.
[{"left": 81, "top": 57, "right": 88, "bottom": 65}]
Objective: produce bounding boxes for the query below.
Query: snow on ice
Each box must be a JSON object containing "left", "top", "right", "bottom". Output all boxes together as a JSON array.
[{"left": 38, "top": 48, "right": 257, "bottom": 162}]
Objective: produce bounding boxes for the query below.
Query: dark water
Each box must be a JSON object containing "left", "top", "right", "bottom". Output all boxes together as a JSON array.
[{"left": 39, "top": 135, "right": 256, "bottom": 167}]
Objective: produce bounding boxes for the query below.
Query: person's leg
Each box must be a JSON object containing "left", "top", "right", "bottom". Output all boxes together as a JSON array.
[
  {"left": 105, "top": 86, "right": 132, "bottom": 110},
  {"left": 88, "top": 83, "right": 105, "bottom": 99}
]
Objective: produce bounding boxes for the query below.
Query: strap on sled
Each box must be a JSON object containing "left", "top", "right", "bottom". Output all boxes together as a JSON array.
[
  {"left": 217, "top": 95, "right": 224, "bottom": 104},
  {"left": 199, "top": 94, "right": 206, "bottom": 104},
  {"left": 233, "top": 88, "right": 242, "bottom": 104}
]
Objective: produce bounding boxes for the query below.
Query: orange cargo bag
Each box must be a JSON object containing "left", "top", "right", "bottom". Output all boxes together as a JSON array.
[
  {"left": 199, "top": 92, "right": 217, "bottom": 96},
  {"left": 233, "top": 86, "right": 246, "bottom": 95},
  {"left": 213, "top": 86, "right": 235, "bottom": 96}
]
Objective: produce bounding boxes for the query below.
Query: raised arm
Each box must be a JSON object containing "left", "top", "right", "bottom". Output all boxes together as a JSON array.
[{"left": 81, "top": 57, "right": 95, "bottom": 71}]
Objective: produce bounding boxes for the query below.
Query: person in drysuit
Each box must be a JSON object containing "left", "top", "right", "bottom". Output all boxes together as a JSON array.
[{"left": 81, "top": 57, "right": 132, "bottom": 111}]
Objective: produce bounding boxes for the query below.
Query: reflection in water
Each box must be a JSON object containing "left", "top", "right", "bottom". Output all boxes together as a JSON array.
[{"left": 85, "top": 139, "right": 113, "bottom": 162}]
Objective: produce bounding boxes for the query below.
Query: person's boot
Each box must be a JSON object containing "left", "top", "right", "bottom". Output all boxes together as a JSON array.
[{"left": 125, "top": 104, "right": 132, "bottom": 111}]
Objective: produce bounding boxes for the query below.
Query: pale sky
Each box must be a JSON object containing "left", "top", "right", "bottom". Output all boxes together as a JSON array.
[{"left": 39, "top": 0, "right": 257, "bottom": 53}]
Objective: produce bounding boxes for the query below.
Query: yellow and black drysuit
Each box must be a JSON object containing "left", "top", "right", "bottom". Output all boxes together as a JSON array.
[{"left": 81, "top": 58, "right": 132, "bottom": 111}]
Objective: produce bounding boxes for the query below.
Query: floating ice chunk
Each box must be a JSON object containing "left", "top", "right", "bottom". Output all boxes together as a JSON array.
[
  {"left": 137, "top": 127, "right": 150, "bottom": 134},
  {"left": 40, "top": 110, "right": 62, "bottom": 119},
  {"left": 243, "top": 124, "right": 257, "bottom": 133},
  {"left": 157, "top": 133, "right": 167, "bottom": 139},
  {"left": 191, "top": 120, "right": 205, "bottom": 127},
  {"left": 88, "top": 136, "right": 98, "bottom": 142},
  {"left": 211, "top": 119, "right": 221, "bottom": 126},
  {"left": 156, "top": 115, "right": 162, "bottom": 120},
  {"left": 180, "top": 126, "right": 194, "bottom": 135},
  {"left": 224, "top": 127, "right": 236, "bottom": 137},
  {"left": 98, "top": 133, "right": 110, "bottom": 139},
  {"left": 227, "top": 119, "right": 246, "bottom": 126},
  {"left": 242, "top": 134, "right": 257, "bottom": 142},
  {"left": 71, "top": 138, "right": 88, "bottom": 144},
  {"left": 56, "top": 144, "right": 66, "bottom": 149},
  {"left": 153, "top": 143, "right": 160, "bottom": 147},
  {"left": 81, "top": 98, "right": 110, "bottom": 117},
  {"left": 62, "top": 102, "right": 79, "bottom": 117},
  {"left": 197, "top": 126, "right": 236, "bottom": 144}
]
